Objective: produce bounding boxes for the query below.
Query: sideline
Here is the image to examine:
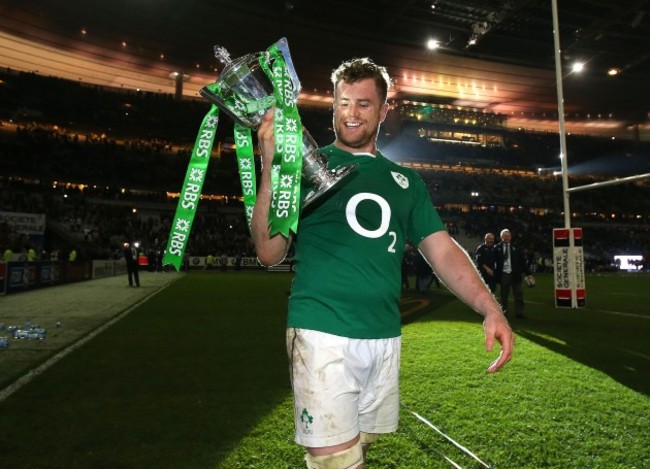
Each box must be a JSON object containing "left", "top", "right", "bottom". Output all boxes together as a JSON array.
[{"left": 0, "top": 272, "right": 183, "bottom": 403}]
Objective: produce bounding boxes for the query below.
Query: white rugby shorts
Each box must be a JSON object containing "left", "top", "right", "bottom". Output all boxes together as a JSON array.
[{"left": 286, "top": 328, "right": 401, "bottom": 448}]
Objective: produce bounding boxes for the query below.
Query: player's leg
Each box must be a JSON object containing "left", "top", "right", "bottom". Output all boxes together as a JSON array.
[
  {"left": 356, "top": 336, "right": 401, "bottom": 461},
  {"left": 304, "top": 437, "right": 364, "bottom": 468},
  {"left": 287, "top": 329, "right": 364, "bottom": 468}
]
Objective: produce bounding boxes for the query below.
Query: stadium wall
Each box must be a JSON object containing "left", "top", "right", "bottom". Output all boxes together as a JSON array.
[{"left": 1, "top": 261, "right": 74, "bottom": 294}]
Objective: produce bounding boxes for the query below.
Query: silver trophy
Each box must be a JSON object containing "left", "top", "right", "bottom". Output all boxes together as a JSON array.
[{"left": 199, "top": 38, "right": 355, "bottom": 207}]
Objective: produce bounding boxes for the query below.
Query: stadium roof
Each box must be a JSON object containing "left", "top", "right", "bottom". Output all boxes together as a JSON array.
[{"left": 1, "top": 0, "right": 649, "bottom": 134}]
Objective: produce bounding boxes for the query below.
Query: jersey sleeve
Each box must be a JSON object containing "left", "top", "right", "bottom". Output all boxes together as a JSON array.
[{"left": 407, "top": 171, "right": 446, "bottom": 244}]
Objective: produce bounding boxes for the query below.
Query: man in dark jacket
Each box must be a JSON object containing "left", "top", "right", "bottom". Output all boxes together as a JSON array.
[
  {"left": 476, "top": 232, "right": 497, "bottom": 292},
  {"left": 494, "top": 229, "right": 529, "bottom": 318},
  {"left": 123, "top": 241, "right": 140, "bottom": 287}
]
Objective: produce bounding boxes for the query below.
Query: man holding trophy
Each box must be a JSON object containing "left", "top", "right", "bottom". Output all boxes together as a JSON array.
[
  {"left": 251, "top": 56, "right": 514, "bottom": 468},
  {"left": 162, "top": 36, "right": 513, "bottom": 468}
]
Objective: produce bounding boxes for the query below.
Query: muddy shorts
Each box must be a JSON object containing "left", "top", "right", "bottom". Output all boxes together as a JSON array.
[{"left": 286, "top": 328, "right": 401, "bottom": 448}]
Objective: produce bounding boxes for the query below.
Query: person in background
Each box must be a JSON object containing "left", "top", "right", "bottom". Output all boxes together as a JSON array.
[
  {"left": 123, "top": 241, "right": 140, "bottom": 287},
  {"left": 205, "top": 253, "right": 215, "bottom": 270},
  {"left": 3, "top": 246, "right": 14, "bottom": 262},
  {"left": 475, "top": 232, "right": 497, "bottom": 292},
  {"left": 147, "top": 248, "right": 157, "bottom": 272},
  {"left": 27, "top": 245, "right": 37, "bottom": 262},
  {"left": 251, "top": 57, "right": 513, "bottom": 469},
  {"left": 414, "top": 249, "right": 440, "bottom": 293},
  {"left": 494, "top": 228, "right": 529, "bottom": 318}
]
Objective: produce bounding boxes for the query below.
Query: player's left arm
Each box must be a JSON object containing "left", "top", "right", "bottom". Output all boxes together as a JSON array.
[{"left": 418, "top": 231, "right": 514, "bottom": 373}]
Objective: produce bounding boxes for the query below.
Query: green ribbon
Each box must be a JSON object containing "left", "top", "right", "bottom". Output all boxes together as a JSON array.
[
  {"left": 233, "top": 43, "right": 303, "bottom": 237},
  {"left": 234, "top": 123, "right": 256, "bottom": 228},
  {"left": 163, "top": 42, "right": 303, "bottom": 270},
  {"left": 262, "top": 44, "right": 303, "bottom": 237},
  {"left": 163, "top": 105, "right": 219, "bottom": 271}
]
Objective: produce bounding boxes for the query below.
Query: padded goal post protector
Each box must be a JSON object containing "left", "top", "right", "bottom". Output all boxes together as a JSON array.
[{"left": 553, "top": 228, "right": 586, "bottom": 308}]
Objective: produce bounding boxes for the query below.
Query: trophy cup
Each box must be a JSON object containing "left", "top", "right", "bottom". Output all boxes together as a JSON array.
[{"left": 199, "top": 38, "right": 356, "bottom": 207}]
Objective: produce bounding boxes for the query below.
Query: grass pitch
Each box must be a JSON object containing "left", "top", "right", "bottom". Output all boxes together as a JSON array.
[{"left": 0, "top": 271, "right": 648, "bottom": 468}]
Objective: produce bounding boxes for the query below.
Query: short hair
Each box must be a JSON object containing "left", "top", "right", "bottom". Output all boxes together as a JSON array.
[
  {"left": 500, "top": 229, "right": 511, "bottom": 237},
  {"left": 330, "top": 58, "right": 392, "bottom": 103}
]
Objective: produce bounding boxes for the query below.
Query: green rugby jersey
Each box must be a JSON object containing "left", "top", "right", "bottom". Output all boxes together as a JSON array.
[{"left": 287, "top": 145, "right": 445, "bottom": 339}]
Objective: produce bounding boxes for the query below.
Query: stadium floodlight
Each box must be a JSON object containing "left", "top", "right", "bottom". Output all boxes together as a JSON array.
[
  {"left": 426, "top": 39, "right": 440, "bottom": 50},
  {"left": 571, "top": 62, "right": 585, "bottom": 73}
]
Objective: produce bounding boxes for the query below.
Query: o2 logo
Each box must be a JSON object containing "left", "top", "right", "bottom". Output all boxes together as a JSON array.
[{"left": 345, "top": 193, "right": 397, "bottom": 253}]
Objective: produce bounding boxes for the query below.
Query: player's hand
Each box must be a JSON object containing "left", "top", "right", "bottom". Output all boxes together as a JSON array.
[{"left": 483, "top": 311, "right": 514, "bottom": 373}]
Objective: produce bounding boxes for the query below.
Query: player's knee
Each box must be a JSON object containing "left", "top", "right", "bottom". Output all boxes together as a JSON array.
[
  {"left": 360, "top": 432, "right": 380, "bottom": 458},
  {"left": 304, "top": 440, "right": 363, "bottom": 469},
  {"left": 359, "top": 432, "right": 380, "bottom": 445}
]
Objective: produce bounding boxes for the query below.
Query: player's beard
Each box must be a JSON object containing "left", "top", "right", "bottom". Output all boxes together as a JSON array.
[{"left": 333, "top": 119, "right": 379, "bottom": 152}]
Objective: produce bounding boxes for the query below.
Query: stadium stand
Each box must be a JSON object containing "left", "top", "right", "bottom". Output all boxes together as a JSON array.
[{"left": 1, "top": 68, "right": 649, "bottom": 277}]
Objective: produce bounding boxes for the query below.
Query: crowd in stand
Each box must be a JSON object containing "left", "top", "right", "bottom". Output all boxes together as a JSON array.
[
  {"left": 1, "top": 68, "right": 649, "bottom": 271},
  {"left": 2, "top": 123, "right": 241, "bottom": 195}
]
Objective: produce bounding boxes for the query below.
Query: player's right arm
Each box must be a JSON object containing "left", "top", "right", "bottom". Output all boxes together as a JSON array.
[
  {"left": 419, "top": 231, "right": 513, "bottom": 373},
  {"left": 251, "top": 109, "right": 293, "bottom": 266}
]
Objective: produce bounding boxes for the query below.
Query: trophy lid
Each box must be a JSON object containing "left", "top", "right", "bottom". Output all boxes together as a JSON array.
[{"left": 213, "top": 45, "right": 233, "bottom": 66}]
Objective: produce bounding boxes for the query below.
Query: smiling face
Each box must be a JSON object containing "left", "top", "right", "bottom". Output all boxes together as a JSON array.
[{"left": 332, "top": 78, "right": 389, "bottom": 154}]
